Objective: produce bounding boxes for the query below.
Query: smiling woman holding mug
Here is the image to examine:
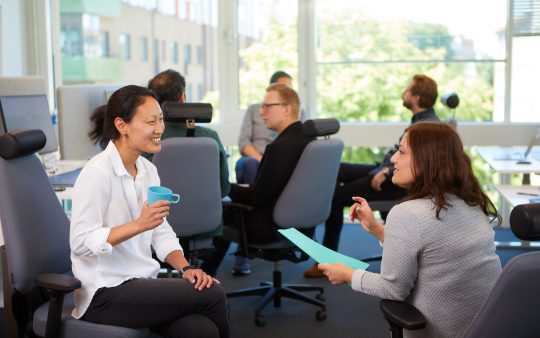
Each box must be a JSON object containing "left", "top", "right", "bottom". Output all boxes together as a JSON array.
[
  {"left": 319, "top": 122, "right": 501, "bottom": 338},
  {"left": 71, "top": 85, "right": 229, "bottom": 338}
]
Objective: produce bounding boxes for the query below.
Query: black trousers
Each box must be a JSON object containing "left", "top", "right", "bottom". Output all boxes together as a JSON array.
[
  {"left": 323, "top": 162, "right": 406, "bottom": 251},
  {"left": 82, "top": 278, "right": 230, "bottom": 338}
]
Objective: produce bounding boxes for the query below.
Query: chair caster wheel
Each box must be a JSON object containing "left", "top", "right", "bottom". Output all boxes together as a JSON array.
[
  {"left": 315, "top": 293, "right": 325, "bottom": 301},
  {"left": 255, "top": 316, "right": 265, "bottom": 326},
  {"left": 316, "top": 310, "right": 327, "bottom": 321}
]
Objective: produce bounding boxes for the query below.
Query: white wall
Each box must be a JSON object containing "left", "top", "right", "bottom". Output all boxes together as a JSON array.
[{"left": 0, "top": 0, "right": 27, "bottom": 76}]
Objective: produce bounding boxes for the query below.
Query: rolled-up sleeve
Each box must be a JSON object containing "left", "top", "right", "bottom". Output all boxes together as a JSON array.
[
  {"left": 349, "top": 206, "right": 420, "bottom": 301},
  {"left": 238, "top": 106, "right": 254, "bottom": 152},
  {"left": 151, "top": 219, "right": 183, "bottom": 262},
  {"left": 70, "top": 166, "right": 113, "bottom": 256}
]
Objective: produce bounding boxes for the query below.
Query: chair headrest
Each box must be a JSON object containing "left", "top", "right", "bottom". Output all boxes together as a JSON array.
[
  {"left": 0, "top": 129, "right": 46, "bottom": 159},
  {"left": 302, "top": 118, "right": 340, "bottom": 137},
  {"left": 510, "top": 203, "right": 540, "bottom": 241},
  {"left": 161, "top": 102, "right": 213, "bottom": 123}
]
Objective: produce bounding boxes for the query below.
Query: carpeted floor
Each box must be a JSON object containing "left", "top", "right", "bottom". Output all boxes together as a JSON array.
[
  {"left": 217, "top": 223, "right": 529, "bottom": 338},
  {"left": 0, "top": 224, "right": 529, "bottom": 338}
]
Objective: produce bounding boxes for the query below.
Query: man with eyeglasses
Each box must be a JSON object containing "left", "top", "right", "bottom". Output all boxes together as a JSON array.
[
  {"left": 235, "top": 71, "right": 293, "bottom": 186},
  {"left": 203, "top": 83, "right": 315, "bottom": 276}
]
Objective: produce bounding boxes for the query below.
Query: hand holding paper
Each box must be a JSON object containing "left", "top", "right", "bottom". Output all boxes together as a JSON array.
[{"left": 277, "top": 228, "right": 369, "bottom": 270}]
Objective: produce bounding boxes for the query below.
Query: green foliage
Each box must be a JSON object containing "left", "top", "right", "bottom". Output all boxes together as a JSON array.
[
  {"left": 238, "top": 17, "right": 298, "bottom": 110},
  {"left": 237, "top": 4, "right": 498, "bottom": 194}
]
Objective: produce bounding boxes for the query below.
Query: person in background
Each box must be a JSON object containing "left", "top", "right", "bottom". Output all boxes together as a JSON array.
[
  {"left": 319, "top": 122, "right": 501, "bottom": 338},
  {"left": 304, "top": 74, "right": 441, "bottom": 278},
  {"left": 203, "top": 84, "right": 314, "bottom": 276},
  {"left": 148, "top": 69, "right": 230, "bottom": 197},
  {"left": 231, "top": 70, "right": 294, "bottom": 275},
  {"left": 79, "top": 85, "right": 230, "bottom": 337},
  {"left": 235, "top": 70, "right": 293, "bottom": 185}
]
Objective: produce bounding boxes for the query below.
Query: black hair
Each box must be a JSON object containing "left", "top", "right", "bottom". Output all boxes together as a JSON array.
[
  {"left": 88, "top": 85, "right": 157, "bottom": 149},
  {"left": 269, "top": 70, "right": 292, "bottom": 85},
  {"left": 88, "top": 105, "right": 108, "bottom": 150},
  {"left": 147, "top": 69, "right": 186, "bottom": 105}
]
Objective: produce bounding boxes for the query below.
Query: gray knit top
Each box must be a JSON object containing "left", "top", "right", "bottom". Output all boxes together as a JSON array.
[{"left": 351, "top": 195, "right": 501, "bottom": 338}]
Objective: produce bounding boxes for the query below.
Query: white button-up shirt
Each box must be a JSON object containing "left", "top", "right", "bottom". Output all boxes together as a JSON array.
[{"left": 70, "top": 142, "right": 182, "bottom": 318}]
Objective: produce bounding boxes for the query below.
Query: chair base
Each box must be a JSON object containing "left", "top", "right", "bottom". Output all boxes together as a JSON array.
[{"left": 227, "top": 269, "right": 326, "bottom": 326}]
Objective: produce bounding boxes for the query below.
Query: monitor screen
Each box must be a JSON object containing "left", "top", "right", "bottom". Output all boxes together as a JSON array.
[{"left": 0, "top": 94, "right": 58, "bottom": 154}]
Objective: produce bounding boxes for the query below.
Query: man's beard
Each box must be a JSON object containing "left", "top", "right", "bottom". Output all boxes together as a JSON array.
[{"left": 402, "top": 100, "right": 412, "bottom": 110}]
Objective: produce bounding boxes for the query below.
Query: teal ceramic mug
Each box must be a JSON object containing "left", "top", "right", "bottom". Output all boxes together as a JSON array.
[{"left": 147, "top": 186, "right": 181, "bottom": 205}]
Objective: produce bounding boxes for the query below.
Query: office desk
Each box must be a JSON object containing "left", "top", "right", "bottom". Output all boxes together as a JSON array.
[
  {"left": 494, "top": 184, "right": 540, "bottom": 249},
  {"left": 475, "top": 146, "right": 540, "bottom": 223},
  {"left": 495, "top": 184, "right": 540, "bottom": 206},
  {"left": 475, "top": 146, "right": 540, "bottom": 176},
  {"left": 0, "top": 160, "right": 84, "bottom": 245}
]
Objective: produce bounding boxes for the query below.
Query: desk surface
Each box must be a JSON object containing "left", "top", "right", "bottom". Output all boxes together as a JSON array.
[
  {"left": 495, "top": 184, "right": 540, "bottom": 207},
  {"left": 475, "top": 146, "right": 540, "bottom": 174}
]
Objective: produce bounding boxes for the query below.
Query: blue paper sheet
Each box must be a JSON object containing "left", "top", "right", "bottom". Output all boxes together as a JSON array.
[{"left": 278, "top": 228, "right": 369, "bottom": 270}]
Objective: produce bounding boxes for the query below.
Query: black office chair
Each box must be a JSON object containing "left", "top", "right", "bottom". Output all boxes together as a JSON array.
[
  {"left": 0, "top": 130, "right": 148, "bottom": 337},
  {"left": 226, "top": 118, "right": 344, "bottom": 326},
  {"left": 152, "top": 102, "right": 221, "bottom": 267},
  {"left": 380, "top": 202, "right": 540, "bottom": 338}
]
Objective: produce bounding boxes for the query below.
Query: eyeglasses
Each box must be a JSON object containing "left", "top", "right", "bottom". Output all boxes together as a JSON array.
[{"left": 260, "top": 102, "right": 287, "bottom": 110}]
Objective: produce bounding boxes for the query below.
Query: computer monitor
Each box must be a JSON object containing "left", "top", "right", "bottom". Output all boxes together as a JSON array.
[
  {"left": 57, "top": 83, "right": 124, "bottom": 159},
  {"left": 520, "top": 128, "right": 540, "bottom": 164},
  {"left": 493, "top": 128, "right": 540, "bottom": 164},
  {"left": 0, "top": 94, "right": 58, "bottom": 154}
]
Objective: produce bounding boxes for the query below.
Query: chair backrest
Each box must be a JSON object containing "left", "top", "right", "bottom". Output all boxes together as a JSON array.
[
  {"left": 273, "top": 118, "right": 343, "bottom": 228},
  {"left": 463, "top": 203, "right": 540, "bottom": 338},
  {"left": 152, "top": 137, "right": 222, "bottom": 237},
  {"left": 154, "top": 102, "right": 221, "bottom": 237},
  {"left": 0, "top": 130, "right": 72, "bottom": 294}
]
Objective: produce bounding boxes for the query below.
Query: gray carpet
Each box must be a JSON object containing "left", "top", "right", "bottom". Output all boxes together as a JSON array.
[
  {"left": 217, "top": 223, "right": 388, "bottom": 338},
  {"left": 0, "top": 225, "right": 526, "bottom": 337},
  {"left": 216, "top": 223, "right": 527, "bottom": 338}
]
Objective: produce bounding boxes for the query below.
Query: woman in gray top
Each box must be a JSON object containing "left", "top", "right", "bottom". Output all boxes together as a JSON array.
[{"left": 319, "top": 122, "right": 502, "bottom": 338}]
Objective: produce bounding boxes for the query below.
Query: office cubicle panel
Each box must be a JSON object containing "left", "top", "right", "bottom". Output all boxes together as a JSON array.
[
  {"left": 0, "top": 77, "right": 58, "bottom": 154},
  {"left": 57, "top": 83, "right": 124, "bottom": 160}
]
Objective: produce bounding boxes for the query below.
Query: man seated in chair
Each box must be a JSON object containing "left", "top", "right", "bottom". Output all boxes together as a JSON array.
[
  {"left": 148, "top": 69, "right": 230, "bottom": 197},
  {"left": 304, "top": 74, "right": 441, "bottom": 278},
  {"left": 203, "top": 83, "right": 315, "bottom": 276}
]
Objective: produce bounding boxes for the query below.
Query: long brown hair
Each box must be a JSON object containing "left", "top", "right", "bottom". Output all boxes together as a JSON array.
[{"left": 403, "top": 122, "right": 500, "bottom": 223}]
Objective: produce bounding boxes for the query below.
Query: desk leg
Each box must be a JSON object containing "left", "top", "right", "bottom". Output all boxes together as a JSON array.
[{"left": 499, "top": 173, "right": 512, "bottom": 228}]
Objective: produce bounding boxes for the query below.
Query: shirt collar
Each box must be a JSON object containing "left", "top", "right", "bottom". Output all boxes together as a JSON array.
[
  {"left": 104, "top": 141, "right": 147, "bottom": 178},
  {"left": 411, "top": 107, "right": 437, "bottom": 124}
]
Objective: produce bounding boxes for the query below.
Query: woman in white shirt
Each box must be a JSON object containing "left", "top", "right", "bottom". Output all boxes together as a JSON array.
[{"left": 72, "top": 85, "right": 229, "bottom": 338}]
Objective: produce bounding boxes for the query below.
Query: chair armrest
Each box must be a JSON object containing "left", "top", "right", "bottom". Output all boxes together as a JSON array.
[
  {"left": 222, "top": 201, "right": 255, "bottom": 257},
  {"left": 35, "top": 273, "right": 81, "bottom": 292},
  {"left": 380, "top": 299, "right": 426, "bottom": 331},
  {"left": 35, "top": 273, "right": 81, "bottom": 338}
]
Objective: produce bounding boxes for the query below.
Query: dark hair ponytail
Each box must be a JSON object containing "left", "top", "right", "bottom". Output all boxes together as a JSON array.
[{"left": 88, "top": 105, "right": 108, "bottom": 149}]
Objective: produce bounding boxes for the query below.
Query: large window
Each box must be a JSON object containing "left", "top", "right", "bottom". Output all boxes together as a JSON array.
[
  {"left": 315, "top": 0, "right": 507, "bottom": 122},
  {"left": 510, "top": 0, "right": 540, "bottom": 122},
  {"left": 58, "top": 0, "right": 220, "bottom": 115},
  {"left": 55, "top": 0, "right": 539, "bottom": 124},
  {"left": 237, "top": 0, "right": 299, "bottom": 110}
]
